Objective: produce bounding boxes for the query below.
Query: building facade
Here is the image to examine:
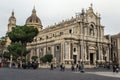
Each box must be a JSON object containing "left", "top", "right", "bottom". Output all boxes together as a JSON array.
[
  {"left": 111, "top": 33, "right": 120, "bottom": 65},
  {"left": 7, "top": 5, "right": 111, "bottom": 66}
]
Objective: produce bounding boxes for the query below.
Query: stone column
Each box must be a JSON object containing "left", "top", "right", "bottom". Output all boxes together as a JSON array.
[
  {"left": 61, "top": 42, "right": 64, "bottom": 63},
  {"left": 36, "top": 47, "right": 40, "bottom": 63},
  {"left": 30, "top": 49, "right": 34, "bottom": 62},
  {"left": 51, "top": 46, "right": 54, "bottom": 57}
]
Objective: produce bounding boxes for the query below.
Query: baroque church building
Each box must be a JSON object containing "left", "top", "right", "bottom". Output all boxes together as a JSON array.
[{"left": 7, "top": 5, "right": 110, "bottom": 66}]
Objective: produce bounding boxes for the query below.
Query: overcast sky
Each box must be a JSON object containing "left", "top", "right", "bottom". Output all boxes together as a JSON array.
[{"left": 0, "top": 0, "right": 120, "bottom": 37}]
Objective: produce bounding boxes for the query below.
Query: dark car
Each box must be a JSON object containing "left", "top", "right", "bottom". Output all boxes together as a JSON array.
[{"left": 22, "top": 62, "right": 38, "bottom": 69}]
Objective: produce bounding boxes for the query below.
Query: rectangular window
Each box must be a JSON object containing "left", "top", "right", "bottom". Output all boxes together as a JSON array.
[
  {"left": 73, "top": 48, "right": 76, "bottom": 52},
  {"left": 48, "top": 47, "right": 51, "bottom": 51},
  {"left": 69, "top": 28, "right": 73, "bottom": 34},
  {"left": 69, "top": 29, "right": 72, "bottom": 34},
  {"left": 60, "top": 32, "right": 63, "bottom": 35},
  {"left": 46, "top": 36, "right": 48, "bottom": 39},
  {"left": 56, "top": 46, "right": 60, "bottom": 51}
]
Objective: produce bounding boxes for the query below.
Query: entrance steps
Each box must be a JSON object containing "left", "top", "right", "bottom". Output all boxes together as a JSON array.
[{"left": 84, "top": 65, "right": 96, "bottom": 68}]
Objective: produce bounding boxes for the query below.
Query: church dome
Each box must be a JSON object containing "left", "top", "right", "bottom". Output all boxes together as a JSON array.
[{"left": 25, "top": 7, "right": 42, "bottom": 30}]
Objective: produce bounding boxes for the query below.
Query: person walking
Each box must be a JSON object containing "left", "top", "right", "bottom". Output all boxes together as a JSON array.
[
  {"left": 76, "top": 64, "right": 79, "bottom": 71},
  {"left": 78, "top": 64, "right": 81, "bottom": 71},
  {"left": 62, "top": 64, "right": 65, "bottom": 71},
  {"left": 71, "top": 64, "right": 75, "bottom": 71},
  {"left": 113, "top": 65, "right": 116, "bottom": 72},
  {"left": 50, "top": 63, "right": 53, "bottom": 70},
  {"left": 116, "top": 65, "right": 119, "bottom": 73},
  {"left": 60, "top": 63, "right": 62, "bottom": 71}
]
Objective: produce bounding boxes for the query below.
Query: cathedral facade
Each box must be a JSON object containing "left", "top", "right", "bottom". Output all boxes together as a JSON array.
[{"left": 7, "top": 5, "right": 110, "bottom": 66}]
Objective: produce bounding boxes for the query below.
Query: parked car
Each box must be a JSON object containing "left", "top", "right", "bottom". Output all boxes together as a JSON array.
[{"left": 22, "top": 62, "right": 38, "bottom": 69}]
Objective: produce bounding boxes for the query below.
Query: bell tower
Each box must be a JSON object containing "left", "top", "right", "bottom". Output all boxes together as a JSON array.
[
  {"left": 8, "top": 10, "right": 16, "bottom": 32},
  {"left": 6, "top": 10, "right": 16, "bottom": 46}
]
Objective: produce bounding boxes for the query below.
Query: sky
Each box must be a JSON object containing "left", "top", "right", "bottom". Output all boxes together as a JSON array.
[{"left": 0, "top": 0, "right": 120, "bottom": 37}]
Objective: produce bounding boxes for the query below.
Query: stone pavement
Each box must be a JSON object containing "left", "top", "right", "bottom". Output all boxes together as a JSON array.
[
  {"left": 74, "top": 71, "right": 120, "bottom": 78},
  {"left": 87, "top": 72, "right": 120, "bottom": 78},
  {"left": 0, "top": 68, "right": 120, "bottom": 80}
]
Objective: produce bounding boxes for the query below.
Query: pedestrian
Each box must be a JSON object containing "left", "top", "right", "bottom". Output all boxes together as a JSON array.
[
  {"left": 60, "top": 63, "right": 63, "bottom": 71},
  {"left": 71, "top": 64, "right": 75, "bottom": 71},
  {"left": 50, "top": 63, "right": 53, "bottom": 70},
  {"left": 113, "top": 65, "right": 116, "bottom": 72},
  {"left": 62, "top": 64, "right": 65, "bottom": 71},
  {"left": 116, "top": 65, "right": 119, "bottom": 73},
  {"left": 78, "top": 64, "right": 81, "bottom": 71},
  {"left": 80, "top": 62, "right": 85, "bottom": 73},
  {"left": 76, "top": 64, "right": 79, "bottom": 71},
  {"left": 18, "top": 63, "right": 20, "bottom": 69}
]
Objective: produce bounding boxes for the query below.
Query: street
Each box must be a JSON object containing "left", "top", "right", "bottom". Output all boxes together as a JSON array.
[{"left": 0, "top": 68, "right": 120, "bottom": 80}]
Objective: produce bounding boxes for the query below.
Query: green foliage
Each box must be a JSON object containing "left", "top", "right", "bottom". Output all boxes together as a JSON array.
[
  {"left": 0, "top": 36, "right": 6, "bottom": 55},
  {"left": 7, "top": 25, "right": 39, "bottom": 64},
  {"left": 45, "top": 54, "right": 53, "bottom": 63},
  {"left": 0, "top": 36, "right": 6, "bottom": 46},
  {"left": 31, "top": 56, "right": 38, "bottom": 62},
  {"left": 7, "top": 25, "right": 39, "bottom": 43},
  {"left": 3, "top": 51, "right": 10, "bottom": 59},
  {"left": 23, "top": 49, "right": 30, "bottom": 57},
  {"left": 40, "top": 56, "right": 47, "bottom": 63},
  {"left": 40, "top": 54, "right": 53, "bottom": 63},
  {"left": 7, "top": 42, "right": 30, "bottom": 61},
  {"left": 7, "top": 42, "right": 22, "bottom": 59}
]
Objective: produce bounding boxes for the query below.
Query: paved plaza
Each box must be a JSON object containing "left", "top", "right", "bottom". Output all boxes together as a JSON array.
[{"left": 0, "top": 68, "right": 120, "bottom": 80}]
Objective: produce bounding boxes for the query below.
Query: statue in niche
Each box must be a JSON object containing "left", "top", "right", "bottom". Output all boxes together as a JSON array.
[{"left": 89, "top": 25, "right": 94, "bottom": 36}]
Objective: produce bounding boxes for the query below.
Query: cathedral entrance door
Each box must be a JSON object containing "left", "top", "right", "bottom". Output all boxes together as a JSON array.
[
  {"left": 90, "top": 53, "right": 94, "bottom": 65},
  {"left": 73, "top": 55, "right": 77, "bottom": 64}
]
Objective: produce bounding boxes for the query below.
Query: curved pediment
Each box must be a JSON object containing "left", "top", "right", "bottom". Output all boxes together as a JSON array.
[{"left": 89, "top": 46, "right": 96, "bottom": 50}]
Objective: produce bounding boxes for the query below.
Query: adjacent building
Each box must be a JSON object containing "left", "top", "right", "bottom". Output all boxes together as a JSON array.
[{"left": 111, "top": 33, "right": 120, "bottom": 65}]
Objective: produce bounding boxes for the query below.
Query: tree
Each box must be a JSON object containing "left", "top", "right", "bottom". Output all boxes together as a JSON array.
[
  {"left": 31, "top": 56, "right": 38, "bottom": 62},
  {"left": 6, "top": 42, "right": 30, "bottom": 65},
  {"left": 0, "top": 36, "right": 6, "bottom": 57},
  {"left": 3, "top": 51, "right": 10, "bottom": 60},
  {"left": 40, "top": 56, "right": 47, "bottom": 63},
  {"left": 8, "top": 25, "right": 38, "bottom": 43},
  {"left": 7, "top": 25, "right": 39, "bottom": 67},
  {"left": 7, "top": 42, "right": 22, "bottom": 61},
  {"left": 40, "top": 54, "right": 53, "bottom": 63},
  {"left": 45, "top": 54, "right": 53, "bottom": 63}
]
